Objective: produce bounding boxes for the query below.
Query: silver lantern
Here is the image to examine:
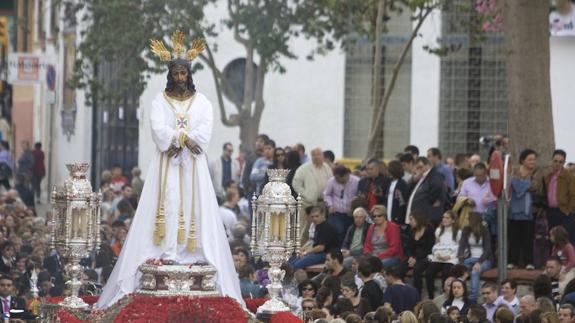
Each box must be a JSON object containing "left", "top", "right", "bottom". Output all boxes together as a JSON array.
[
  {"left": 50, "top": 163, "right": 101, "bottom": 308},
  {"left": 251, "top": 169, "right": 302, "bottom": 315}
]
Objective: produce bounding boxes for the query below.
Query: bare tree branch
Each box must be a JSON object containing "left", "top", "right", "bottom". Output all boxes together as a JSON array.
[{"left": 367, "top": 4, "right": 435, "bottom": 156}]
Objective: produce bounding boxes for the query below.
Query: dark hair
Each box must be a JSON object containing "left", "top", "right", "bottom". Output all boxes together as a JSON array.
[
  {"left": 468, "top": 212, "right": 484, "bottom": 242},
  {"left": 1, "top": 141, "right": 9, "bottom": 150},
  {"left": 439, "top": 210, "right": 460, "bottom": 242},
  {"left": 286, "top": 150, "right": 301, "bottom": 170},
  {"left": 366, "top": 255, "right": 383, "bottom": 275},
  {"left": 327, "top": 249, "right": 344, "bottom": 264},
  {"left": 383, "top": 265, "right": 402, "bottom": 279},
  {"left": 222, "top": 142, "right": 232, "bottom": 150},
  {"left": 428, "top": 148, "right": 442, "bottom": 160},
  {"left": 447, "top": 279, "right": 468, "bottom": 303},
  {"left": 264, "top": 139, "right": 276, "bottom": 148},
  {"left": 357, "top": 260, "right": 373, "bottom": 278},
  {"left": 501, "top": 279, "right": 517, "bottom": 291},
  {"left": 404, "top": 145, "right": 420, "bottom": 156},
  {"left": 334, "top": 298, "right": 354, "bottom": 316},
  {"left": 532, "top": 274, "right": 553, "bottom": 300},
  {"left": 529, "top": 309, "right": 543, "bottom": 323},
  {"left": 457, "top": 167, "right": 473, "bottom": 181},
  {"left": 295, "top": 143, "right": 305, "bottom": 152},
  {"left": 446, "top": 306, "right": 460, "bottom": 316},
  {"left": 237, "top": 265, "right": 255, "bottom": 279},
  {"left": 0, "top": 275, "right": 13, "bottom": 283},
  {"left": 165, "top": 59, "right": 196, "bottom": 93},
  {"left": 341, "top": 281, "right": 359, "bottom": 297},
  {"left": 553, "top": 149, "right": 567, "bottom": 160},
  {"left": 272, "top": 147, "right": 286, "bottom": 168},
  {"left": 550, "top": 226, "right": 570, "bottom": 248},
  {"left": 323, "top": 150, "right": 335, "bottom": 163},
  {"left": 309, "top": 206, "right": 326, "bottom": 217},
  {"left": 315, "top": 286, "right": 332, "bottom": 308},
  {"left": 468, "top": 304, "right": 487, "bottom": 321},
  {"left": 519, "top": 148, "right": 537, "bottom": 164},
  {"left": 547, "top": 255, "right": 562, "bottom": 266},
  {"left": 387, "top": 160, "right": 404, "bottom": 179},
  {"left": 430, "top": 313, "right": 455, "bottom": 323},
  {"left": 473, "top": 162, "right": 487, "bottom": 172},
  {"left": 298, "top": 279, "right": 318, "bottom": 297},
  {"left": 121, "top": 184, "right": 132, "bottom": 191},
  {"left": 366, "top": 158, "right": 380, "bottom": 166},
  {"left": 333, "top": 165, "right": 350, "bottom": 177},
  {"left": 419, "top": 301, "right": 441, "bottom": 323},
  {"left": 481, "top": 281, "right": 498, "bottom": 292},
  {"left": 399, "top": 153, "right": 414, "bottom": 164},
  {"left": 410, "top": 209, "right": 430, "bottom": 232},
  {"left": 454, "top": 154, "right": 467, "bottom": 167},
  {"left": 416, "top": 156, "right": 430, "bottom": 165},
  {"left": 34, "top": 142, "right": 42, "bottom": 149},
  {"left": 0, "top": 241, "right": 13, "bottom": 253}
]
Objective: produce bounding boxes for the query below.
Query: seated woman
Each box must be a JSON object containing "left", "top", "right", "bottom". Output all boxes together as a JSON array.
[
  {"left": 550, "top": 226, "right": 575, "bottom": 292},
  {"left": 402, "top": 209, "right": 435, "bottom": 297},
  {"left": 341, "top": 207, "right": 370, "bottom": 268},
  {"left": 442, "top": 278, "right": 470, "bottom": 315},
  {"left": 426, "top": 211, "right": 461, "bottom": 299},
  {"left": 458, "top": 212, "right": 493, "bottom": 303},
  {"left": 363, "top": 205, "right": 404, "bottom": 268}
]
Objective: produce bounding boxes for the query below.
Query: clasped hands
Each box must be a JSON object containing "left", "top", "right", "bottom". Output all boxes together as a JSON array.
[{"left": 167, "top": 133, "right": 202, "bottom": 158}]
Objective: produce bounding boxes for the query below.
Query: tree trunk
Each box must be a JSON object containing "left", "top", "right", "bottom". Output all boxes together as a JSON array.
[
  {"left": 369, "top": 0, "right": 387, "bottom": 159},
  {"left": 502, "top": 0, "right": 554, "bottom": 162}
]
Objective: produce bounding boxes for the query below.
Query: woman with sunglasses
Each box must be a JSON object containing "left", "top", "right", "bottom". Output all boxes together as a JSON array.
[
  {"left": 295, "top": 280, "right": 318, "bottom": 315},
  {"left": 363, "top": 205, "right": 404, "bottom": 268},
  {"left": 272, "top": 148, "right": 287, "bottom": 169}
]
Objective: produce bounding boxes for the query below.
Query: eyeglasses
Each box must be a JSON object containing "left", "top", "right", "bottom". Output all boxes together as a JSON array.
[
  {"left": 303, "top": 306, "right": 314, "bottom": 311},
  {"left": 372, "top": 213, "right": 385, "bottom": 218}
]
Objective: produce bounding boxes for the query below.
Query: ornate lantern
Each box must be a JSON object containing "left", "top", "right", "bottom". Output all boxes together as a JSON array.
[
  {"left": 50, "top": 163, "right": 101, "bottom": 308},
  {"left": 251, "top": 169, "right": 302, "bottom": 316}
]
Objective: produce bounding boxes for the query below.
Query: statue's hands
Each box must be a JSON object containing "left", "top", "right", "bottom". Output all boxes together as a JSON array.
[
  {"left": 184, "top": 137, "right": 203, "bottom": 155},
  {"left": 167, "top": 145, "right": 182, "bottom": 158}
]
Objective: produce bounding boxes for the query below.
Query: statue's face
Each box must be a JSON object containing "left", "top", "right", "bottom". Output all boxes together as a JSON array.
[{"left": 170, "top": 64, "right": 188, "bottom": 91}]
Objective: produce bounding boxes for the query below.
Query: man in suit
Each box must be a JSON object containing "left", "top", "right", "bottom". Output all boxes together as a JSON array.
[
  {"left": 406, "top": 157, "right": 446, "bottom": 226},
  {"left": 357, "top": 158, "right": 391, "bottom": 211},
  {"left": 0, "top": 275, "right": 27, "bottom": 317}
]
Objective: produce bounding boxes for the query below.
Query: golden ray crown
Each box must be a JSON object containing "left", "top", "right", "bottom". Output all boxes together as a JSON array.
[{"left": 149, "top": 30, "right": 206, "bottom": 62}]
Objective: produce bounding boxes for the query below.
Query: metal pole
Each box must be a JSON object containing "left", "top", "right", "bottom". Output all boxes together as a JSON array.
[
  {"left": 497, "top": 195, "right": 507, "bottom": 285},
  {"left": 47, "top": 102, "right": 54, "bottom": 200}
]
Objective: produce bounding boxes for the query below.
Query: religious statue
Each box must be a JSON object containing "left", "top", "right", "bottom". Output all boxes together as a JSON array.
[{"left": 96, "top": 31, "right": 243, "bottom": 308}]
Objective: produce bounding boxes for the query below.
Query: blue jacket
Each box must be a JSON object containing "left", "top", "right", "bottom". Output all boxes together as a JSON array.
[{"left": 510, "top": 177, "right": 532, "bottom": 220}]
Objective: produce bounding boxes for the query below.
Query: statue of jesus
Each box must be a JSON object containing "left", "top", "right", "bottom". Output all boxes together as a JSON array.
[{"left": 96, "top": 32, "right": 243, "bottom": 309}]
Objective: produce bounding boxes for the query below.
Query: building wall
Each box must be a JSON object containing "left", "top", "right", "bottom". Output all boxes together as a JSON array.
[{"left": 550, "top": 37, "right": 575, "bottom": 162}]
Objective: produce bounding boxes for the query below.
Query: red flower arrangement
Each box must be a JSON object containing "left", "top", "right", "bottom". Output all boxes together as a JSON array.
[
  {"left": 55, "top": 308, "right": 91, "bottom": 323},
  {"left": 114, "top": 295, "right": 246, "bottom": 323},
  {"left": 270, "top": 312, "right": 302, "bottom": 323},
  {"left": 244, "top": 298, "right": 267, "bottom": 314},
  {"left": 47, "top": 295, "right": 100, "bottom": 305}
]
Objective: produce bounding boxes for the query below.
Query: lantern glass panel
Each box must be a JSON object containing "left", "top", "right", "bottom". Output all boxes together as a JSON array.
[{"left": 71, "top": 208, "right": 88, "bottom": 239}]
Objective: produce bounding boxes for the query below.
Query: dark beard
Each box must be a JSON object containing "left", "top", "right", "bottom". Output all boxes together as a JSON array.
[{"left": 175, "top": 82, "right": 187, "bottom": 92}]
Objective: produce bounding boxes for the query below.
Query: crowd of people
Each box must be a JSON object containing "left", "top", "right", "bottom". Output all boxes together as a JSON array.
[
  {"left": 0, "top": 132, "right": 574, "bottom": 323},
  {"left": 211, "top": 134, "right": 575, "bottom": 323}
]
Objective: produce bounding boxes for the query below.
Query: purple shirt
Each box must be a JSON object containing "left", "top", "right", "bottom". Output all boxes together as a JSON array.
[
  {"left": 323, "top": 175, "right": 359, "bottom": 214},
  {"left": 458, "top": 177, "right": 495, "bottom": 213}
]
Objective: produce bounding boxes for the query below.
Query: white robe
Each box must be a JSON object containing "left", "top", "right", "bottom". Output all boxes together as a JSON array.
[{"left": 96, "top": 92, "right": 243, "bottom": 309}]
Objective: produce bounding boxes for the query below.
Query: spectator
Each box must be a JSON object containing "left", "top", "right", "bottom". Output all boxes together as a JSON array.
[
  {"left": 533, "top": 274, "right": 554, "bottom": 302},
  {"left": 14, "top": 174, "right": 34, "bottom": 208},
  {"left": 301, "top": 297, "right": 317, "bottom": 313},
  {"left": 558, "top": 304, "right": 574, "bottom": 323},
  {"left": 110, "top": 227, "right": 127, "bottom": 257},
  {"left": 238, "top": 264, "right": 266, "bottom": 299},
  {"left": 545, "top": 256, "right": 562, "bottom": 301},
  {"left": 232, "top": 247, "right": 249, "bottom": 271},
  {"left": 544, "top": 150, "right": 575, "bottom": 235},
  {"left": 458, "top": 212, "right": 493, "bottom": 303},
  {"left": 406, "top": 157, "right": 446, "bottom": 226},
  {"left": 0, "top": 141, "right": 12, "bottom": 190},
  {"left": 549, "top": 226, "right": 575, "bottom": 284},
  {"left": 467, "top": 304, "right": 488, "bottom": 323},
  {"left": 356, "top": 159, "right": 390, "bottom": 211},
  {"left": 363, "top": 205, "right": 404, "bottom": 268},
  {"left": 400, "top": 153, "right": 415, "bottom": 184},
  {"left": 219, "top": 186, "right": 240, "bottom": 238},
  {"left": 495, "top": 279, "right": 520, "bottom": 316},
  {"left": 323, "top": 165, "right": 359, "bottom": 241},
  {"left": 508, "top": 149, "right": 544, "bottom": 270},
  {"left": 468, "top": 154, "right": 482, "bottom": 169},
  {"left": 540, "top": 312, "right": 561, "bottom": 323},
  {"left": 110, "top": 165, "right": 128, "bottom": 189},
  {"left": 294, "top": 143, "right": 309, "bottom": 164},
  {"left": 415, "top": 300, "right": 441, "bottom": 323},
  {"left": 427, "top": 148, "right": 455, "bottom": 192},
  {"left": 285, "top": 150, "right": 302, "bottom": 197},
  {"left": 210, "top": 143, "right": 240, "bottom": 202},
  {"left": 0, "top": 242, "right": 14, "bottom": 275},
  {"left": 458, "top": 163, "right": 496, "bottom": 214},
  {"left": 292, "top": 148, "right": 333, "bottom": 243},
  {"left": 404, "top": 145, "right": 420, "bottom": 160},
  {"left": 31, "top": 142, "right": 45, "bottom": 203},
  {"left": 316, "top": 286, "right": 334, "bottom": 315},
  {"left": 515, "top": 295, "right": 537, "bottom": 323},
  {"left": 0, "top": 275, "right": 27, "bottom": 317},
  {"left": 537, "top": 297, "right": 556, "bottom": 314},
  {"left": 130, "top": 167, "right": 144, "bottom": 198},
  {"left": 17, "top": 141, "right": 34, "bottom": 186},
  {"left": 319, "top": 249, "right": 354, "bottom": 300},
  {"left": 480, "top": 282, "right": 499, "bottom": 321},
  {"left": 382, "top": 265, "right": 420, "bottom": 314},
  {"left": 341, "top": 207, "right": 370, "bottom": 268},
  {"left": 386, "top": 160, "right": 410, "bottom": 226},
  {"left": 399, "top": 311, "right": 419, "bottom": 323},
  {"left": 442, "top": 278, "right": 470, "bottom": 315},
  {"left": 446, "top": 307, "right": 460, "bottom": 322},
  {"left": 434, "top": 277, "right": 455, "bottom": 310},
  {"left": 323, "top": 150, "right": 335, "bottom": 170},
  {"left": 403, "top": 209, "right": 434, "bottom": 296},
  {"left": 494, "top": 307, "right": 514, "bottom": 323},
  {"left": 250, "top": 140, "right": 274, "bottom": 196},
  {"left": 357, "top": 259, "right": 383, "bottom": 311},
  {"left": 290, "top": 206, "right": 338, "bottom": 269},
  {"left": 241, "top": 134, "right": 269, "bottom": 196},
  {"left": 426, "top": 211, "right": 461, "bottom": 299},
  {"left": 340, "top": 281, "right": 371, "bottom": 318},
  {"left": 295, "top": 280, "right": 319, "bottom": 314}
]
